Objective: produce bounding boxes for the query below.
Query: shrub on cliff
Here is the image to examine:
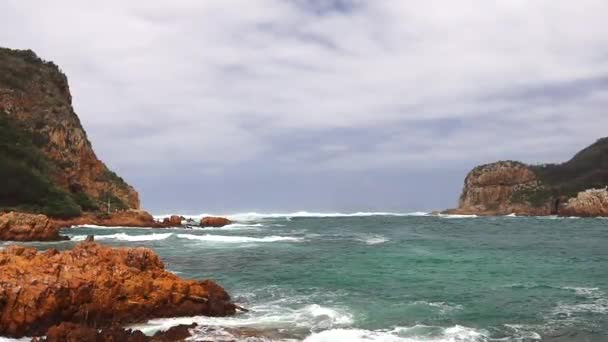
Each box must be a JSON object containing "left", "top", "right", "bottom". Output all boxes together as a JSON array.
[{"left": 0, "top": 112, "right": 82, "bottom": 218}]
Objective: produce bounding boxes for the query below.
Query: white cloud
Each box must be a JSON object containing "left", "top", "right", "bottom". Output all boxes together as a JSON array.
[{"left": 1, "top": 0, "right": 607, "bottom": 174}]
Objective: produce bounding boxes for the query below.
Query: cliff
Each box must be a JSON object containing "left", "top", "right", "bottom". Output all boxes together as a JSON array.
[
  {"left": 0, "top": 47, "right": 139, "bottom": 218},
  {"left": 448, "top": 138, "right": 608, "bottom": 216}
]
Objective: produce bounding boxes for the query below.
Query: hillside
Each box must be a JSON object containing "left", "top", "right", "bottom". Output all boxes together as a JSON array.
[
  {"left": 0, "top": 48, "right": 139, "bottom": 218},
  {"left": 448, "top": 138, "right": 608, "bottom": 216}
]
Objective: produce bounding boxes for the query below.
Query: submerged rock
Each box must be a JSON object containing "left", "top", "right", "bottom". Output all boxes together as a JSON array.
[
  {"left": 34, "top": 322, "right": 197, "bottom": 342},
  {"left": 200, "top": 216, "right": 232, "bottom": 227},
  {"left": 0, "top": 211, "right": 66, "bottom": 241},
  {"left": 0, "top": 242, "right": 236, "bottom": 338}
]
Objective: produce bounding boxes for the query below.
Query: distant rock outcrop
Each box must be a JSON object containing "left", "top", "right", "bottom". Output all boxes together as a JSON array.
[
  {"left": 0, "top": 242, "right": 236, "bottom": 338},
  {"left": 560, "top": 188, "right": 608, "bottom": 217},
  {"left": 447, "top": 138, "right": 608, "bottom": 216},
  {"left": 200, "top": 216, "right": 232, "bottom": 227},
  {"left": 0, "top": 211, "right": 65, "bottom": 241},
  {"left": 0, "top": 47, "right": 139, "bottom": 218}
]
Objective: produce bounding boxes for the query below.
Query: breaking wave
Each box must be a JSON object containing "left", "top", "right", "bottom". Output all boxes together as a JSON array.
[
  {"left": 303, "top": 325, "right": 488, "bottom": 342},
  {"left": 70, "top": 233, "right": 172, "bottom": 242},
  {"left": 155, "top": 211, "right": 429, "bottom": 222},
  {"left": 176, "top": 234, "right": 303, "bottom": 243}
]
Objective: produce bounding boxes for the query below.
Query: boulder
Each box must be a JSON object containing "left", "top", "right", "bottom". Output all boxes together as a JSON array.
[
  {"left": 162, "top": 215, "right": 182, "bottom": 227},
  {"left": 0, "top": 242, "right": 236, "bottom": 338},
  {"left": 0, "top": 212, "right": 65, "bottom": 241},
  {"left": 200, "top": 216, "right": 232, "bottom": 227}
]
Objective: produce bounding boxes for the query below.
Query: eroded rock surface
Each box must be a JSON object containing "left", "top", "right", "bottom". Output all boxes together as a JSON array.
[
  {"left": 0, "top": 211, "right": 64, "bottom": 241},
  {"left": 561, "top": 188, "right": 608, "bottom": 217},
  {"left": 0, "top": 242, "right": 235, "bottom": 338}
]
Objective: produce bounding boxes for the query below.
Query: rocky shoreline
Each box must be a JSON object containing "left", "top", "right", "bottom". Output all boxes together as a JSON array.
[{"left": 0, "top": 240, "right": 238, "bottom": 339}]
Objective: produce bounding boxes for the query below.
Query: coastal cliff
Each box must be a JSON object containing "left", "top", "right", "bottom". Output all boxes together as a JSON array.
[
  {"left": 0, "top": 47, "right": 139, "bottom": 219},
  {"left": 447, "top": 138, "right": 608, "bottom": 216}
]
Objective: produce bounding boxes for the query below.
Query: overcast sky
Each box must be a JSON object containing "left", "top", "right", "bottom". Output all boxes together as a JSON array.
[{"left": 1, "top": 1, "right": 608, "bottom": 214}]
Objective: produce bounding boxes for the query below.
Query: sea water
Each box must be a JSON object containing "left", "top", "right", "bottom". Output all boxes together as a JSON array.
[{"left": 4, "top": 213, "right": 608, "bottom": 341}]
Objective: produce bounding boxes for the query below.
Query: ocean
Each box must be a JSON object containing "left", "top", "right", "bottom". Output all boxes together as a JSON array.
[{"left": 3, "top": 213, "right": 608, "bottom": 341}]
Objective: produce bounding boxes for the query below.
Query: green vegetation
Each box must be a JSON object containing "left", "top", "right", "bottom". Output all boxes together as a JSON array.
[
  {"left": 0, "top": 111, "right": 81, "bottom": 218},
  {"left": 531, "top": 138, "right": 608, "bottom": 199}
]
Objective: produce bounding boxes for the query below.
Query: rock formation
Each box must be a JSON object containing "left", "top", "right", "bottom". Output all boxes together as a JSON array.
[
  {"left": 200, "top": 216, "right": 232, "bottom": 227},
  {"left": 447, "top": 137, "right": 608, "bottom": 216},
  {"left": 35, "top": 322, "right": 196, "bottom": 342},
  {"left": 0, "top": 242, "right": 236, "bottom": 338},
  {"left": 162, "top": 215, "right": 183, "bottom": 227},
  {"left": 0, "top": 211, "right": 65, "bottom": 241},
  {"left": 0, "top": 47, "right": 139, "bottom": 217},
  {"left": 560, "top": 188, "right": 608, "bottom": 217},
  {"left": 51, "top": 209, "right": 166, "bottom": 229}
]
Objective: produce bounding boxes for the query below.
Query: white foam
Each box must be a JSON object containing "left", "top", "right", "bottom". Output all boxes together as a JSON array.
[
  {"left": 70, "top": 224, "right": 154, "bottom": 229},
  {"left": 70, "top": 233, "right": 172, "bottom": 242},
  {"left": 562, "top": 286, "right": 602, "bottom": 298},
  {"left": 155, "top": 212, "right": 429, "bottom": 222},
  {"left": 303, "top": 325, "right": 488, "bottom": 342},
  {"left": 356, "top": 234, "right": 389, "bottom": 245},
  {"left": 0, "top": 338, "right": 32, "bottom": 342},
  {"left": 437, "top": 214, "right": 479, "bottom": 219},
  {"left": 176, "top": 234, "right": 302, "bottom": 243},
  {"left": 129, "top": 304, "right": 352, "bottom": 335}
]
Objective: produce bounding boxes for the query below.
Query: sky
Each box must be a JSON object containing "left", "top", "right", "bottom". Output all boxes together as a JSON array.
[{"left": 1, "top": 1, "right": 608, "bottom": 214}]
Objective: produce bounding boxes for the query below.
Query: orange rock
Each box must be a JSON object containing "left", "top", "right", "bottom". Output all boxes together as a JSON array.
[
  {"left": 0, "top": 212, "right": 66, "bottom": 241},
  {"left": 51, "top": 210, "right": 165, "bottom": 229},
  {"left": 200, "top": 216, "right": 232, "bottom": 227},
  {"left": 163, "top": 215, "right": 182, "bottom": 227},
  {"left": 0, "top": 242, "right": 236, "bottom": 338}
]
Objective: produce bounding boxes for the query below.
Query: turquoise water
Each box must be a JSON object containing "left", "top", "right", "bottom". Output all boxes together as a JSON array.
[{"left": 6, "top": 214, "right": 608, "bottom": 341}]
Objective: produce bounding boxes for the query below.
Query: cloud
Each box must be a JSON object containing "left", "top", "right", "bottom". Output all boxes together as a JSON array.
[{"left": 1, "top": 0, "right": 607, "bottom": 210}]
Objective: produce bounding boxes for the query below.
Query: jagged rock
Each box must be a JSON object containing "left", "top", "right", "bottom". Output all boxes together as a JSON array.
[
  {"left": 0, "top": 212, "right": 65, "bottom": 241},
  {"left": 561, "top": 188, "right": 608, "bottom": 217},
  {"left": 0, "top": 242, "right": 236, "bottom": 338},
  {"left": 34, "top": 322, "right": 197, "bottom": 342},
  {"left": 200, "top": 216, "right": 232, "bottom": 227}
]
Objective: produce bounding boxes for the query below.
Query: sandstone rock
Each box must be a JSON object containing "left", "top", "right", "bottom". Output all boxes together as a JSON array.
[
  {"left": 561, "top": 188, "right": 608, "bottom": 217},
  {"left": 52, "top": 210, "right": 164, "bottom": 229},
  {"left": 0, "top": 48, "right": 140, "bottom": 210},
  {"left": 0, "top": 212, "right": 65, "bottom": 241},
  {"left": 166, "top": 215, "right": 183, "bottom": 226},
  {"left": 448, "top": 161, "right": 551, "bottom": 216},
  {"left": 35, "top": 322, "right": 197, "bottom": 342},
  {"left": 200, "top": 216, "right": 232, "bottom": 227},
  {"left": 0, "top": 242, "right": 236, "bottom": 338}
]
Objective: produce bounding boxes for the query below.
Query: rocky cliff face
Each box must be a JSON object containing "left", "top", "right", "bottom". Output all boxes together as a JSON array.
[
  {"left": 0, "top": 48, "right": 139, "bottom": 213},
  {"left": 448, "top": 138, "right": 608, "bottom": 216}
]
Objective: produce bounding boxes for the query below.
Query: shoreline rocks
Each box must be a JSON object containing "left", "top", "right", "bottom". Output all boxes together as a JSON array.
[
  {"left": 560, "top": 188, "right": 608, "bottom": 217},
  {"left": 0, "top": 211, "right": 67, "bottom": 241},
  {"left": 200, "top": 216, "right": 232, "bottom": 227},
  {"left": 0, "top": 241, "right": 236, "bottom": 338},
  {"left": 51, "top": 209, "right": 169, "bottom": 229}
]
